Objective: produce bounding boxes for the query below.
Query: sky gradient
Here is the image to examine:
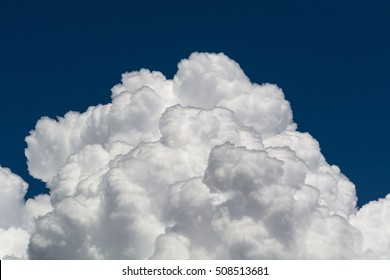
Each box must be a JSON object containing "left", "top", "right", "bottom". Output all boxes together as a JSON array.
[{"left": 1, "top": 0, "right": 389, "bottom": 207}]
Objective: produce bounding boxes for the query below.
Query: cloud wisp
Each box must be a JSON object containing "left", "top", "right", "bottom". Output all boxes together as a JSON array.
[{"left": 1, "top": 52, "right": 389, "bottom": 259}]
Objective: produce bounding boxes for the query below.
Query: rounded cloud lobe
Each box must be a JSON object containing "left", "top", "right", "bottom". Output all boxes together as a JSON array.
[
  {"left": 0, "top": 167, "right": 51, "bottom": 259},
  {"left": 1, "top": 52, "right": 389, "bottom": 259}
]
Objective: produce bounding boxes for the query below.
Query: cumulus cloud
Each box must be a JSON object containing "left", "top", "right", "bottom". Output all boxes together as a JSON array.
[
  {"left": 1, "top": 52, "right": 389, "bottom": 259},
  {"left": 0, "top": 167, "right": 51, "bottom": 259}
]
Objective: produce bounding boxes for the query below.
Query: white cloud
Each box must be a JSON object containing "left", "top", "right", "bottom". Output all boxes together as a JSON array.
[
  {"left": 0, "top": 167, "right": 27, "bottom": 229},
  {"left": 0, "top": 167, "right": 51, "bottom": 259},
  {"left": 1, "top": 52, "right": 389, "bottom": 259},
  {"left": 350, "top": 194, "right": 390, "bottom": 259},
  {"left": 0, "top": 227, "right": 30, "bottom": 259}
]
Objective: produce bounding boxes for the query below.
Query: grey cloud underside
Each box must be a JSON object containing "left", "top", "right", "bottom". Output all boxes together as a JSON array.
[{"left": 1, "top": 52, "right": 389, "bottom": 259}]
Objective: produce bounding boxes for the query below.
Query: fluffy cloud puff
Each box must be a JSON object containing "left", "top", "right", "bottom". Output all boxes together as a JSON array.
[
  {"left": 1, "top": 52, "right": 389, "bottom": 259},
  {"left": 0, "top": 167, "right": 51, "bottom": 259}
]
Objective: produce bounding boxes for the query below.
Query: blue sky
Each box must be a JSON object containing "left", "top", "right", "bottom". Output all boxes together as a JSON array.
[{"left": 0, "top": 0, "right": 389, "bottom": 207}]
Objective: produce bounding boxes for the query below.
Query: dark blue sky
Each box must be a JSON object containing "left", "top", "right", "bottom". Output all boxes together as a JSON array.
[{"left": 0, "top": 0, "right": 389, "bottom": 207}]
